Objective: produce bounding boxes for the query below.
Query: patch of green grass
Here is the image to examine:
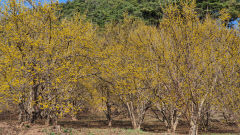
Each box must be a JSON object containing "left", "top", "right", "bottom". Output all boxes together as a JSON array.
[
  {"left": 124, "top": 129, "right": 146, "bottom": 134},
  {"left": 63, "top": 128, "right": 72, "bottom": 133},
  {"left": 88, "top": 132, "right": 95, "bottom": 135},
  {"left": 49, "top": 132, "right": 55, "bottom": 135},
  {"left": 25, "top": 124, "right": 30, "bottom": 128}
]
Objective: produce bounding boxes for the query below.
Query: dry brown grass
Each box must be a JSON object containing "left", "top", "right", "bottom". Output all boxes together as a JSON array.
[{"left": 0, "top": 111, "right": 239, "bottom": 135}]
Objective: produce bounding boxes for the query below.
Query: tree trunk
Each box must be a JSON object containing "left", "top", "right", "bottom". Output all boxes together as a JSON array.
[
  {"left": 189, "top": 103, "right": 200, "bottom": 135},
  {"left": 126, "top": 102, "right": 139, "bottom": 130},
  {"left": 189, "top": 102, "right": 204, "bottom": 135},
  {"left": 189, "top": 113, "right": 198, "bottom": 135},
  {"left": 171, "top": 116, "right": 179, "bottom": 133},
  {"left": 156, "top": 105, "right": 179, "bottom": 133},
  {"left": 45, "top": 112, "right": 58, "bottom": 126},
  {"left": 164, "top": 114, "right": 179, "bottom": 133},
  {"left": 18, "top": 96, "right": 33, "bottom": 124},
  {"left": 105, "top": 88, "right": 112, "bottom": 127},
  {"left": 126, "top": 101, "right": 149, "bottom": 130},
  {"left": 200, "top": 104, "right": 210, "bottom": 131},
  {"left": 31, "top": 83, "right": 40, "bottom": 123},
  {"left": 189, "top": 93, "right": 207, "bottom": 135},
  {"left": 18, "top": 103, "right": 29, "bottom": 123},
  {"left": 105, "top": 101, "right": 112, "bottom": 126}
]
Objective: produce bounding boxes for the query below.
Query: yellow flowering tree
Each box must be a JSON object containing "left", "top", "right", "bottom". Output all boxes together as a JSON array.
[
  {"left": 0, "top": 0, "right": 96, "bottom": 125},
  {"left": 152, "top": 1, "right": 240, "bottom": 134}
]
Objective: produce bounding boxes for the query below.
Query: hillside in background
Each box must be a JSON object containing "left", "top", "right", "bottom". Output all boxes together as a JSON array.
[
  {"left": 59, "top": 0, "right": 164, "bottom": 26},
  {"left": 59, "top": 0, "right": 240, "bottom": 26}
]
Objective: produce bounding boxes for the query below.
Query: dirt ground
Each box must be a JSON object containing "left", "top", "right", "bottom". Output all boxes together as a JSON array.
[
  {"left": 0, "top": 111, "right": 239, "bottom": 135},
  {"left": 0, "top": 121, "right": 239, "bottom": 135}
]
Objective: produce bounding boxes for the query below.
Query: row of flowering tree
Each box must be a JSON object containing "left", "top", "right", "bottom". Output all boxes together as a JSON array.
[{"left": 0, "top": 0, "right": 240, "bottom": 135}]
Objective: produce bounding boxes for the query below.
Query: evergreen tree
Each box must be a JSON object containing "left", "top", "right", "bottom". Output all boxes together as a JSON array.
[{"left": 60, "top": 0, "right": 239, "bottom": 27}]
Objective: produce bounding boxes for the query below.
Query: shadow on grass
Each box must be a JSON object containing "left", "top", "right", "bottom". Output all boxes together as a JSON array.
[
  {"left": 58, "top": 118, "right": 240, "bottom": 134},
  {"left": 58, "top": 120, "right": 132, "bottom": 129}
]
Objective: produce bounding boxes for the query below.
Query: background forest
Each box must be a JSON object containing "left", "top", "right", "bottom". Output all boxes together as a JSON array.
[
  {"left": 0, "top": 0, "right": 240, "bottom": 135},
  {"left": 60, "top": 0, "right": 240, "bottom": 26}
]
